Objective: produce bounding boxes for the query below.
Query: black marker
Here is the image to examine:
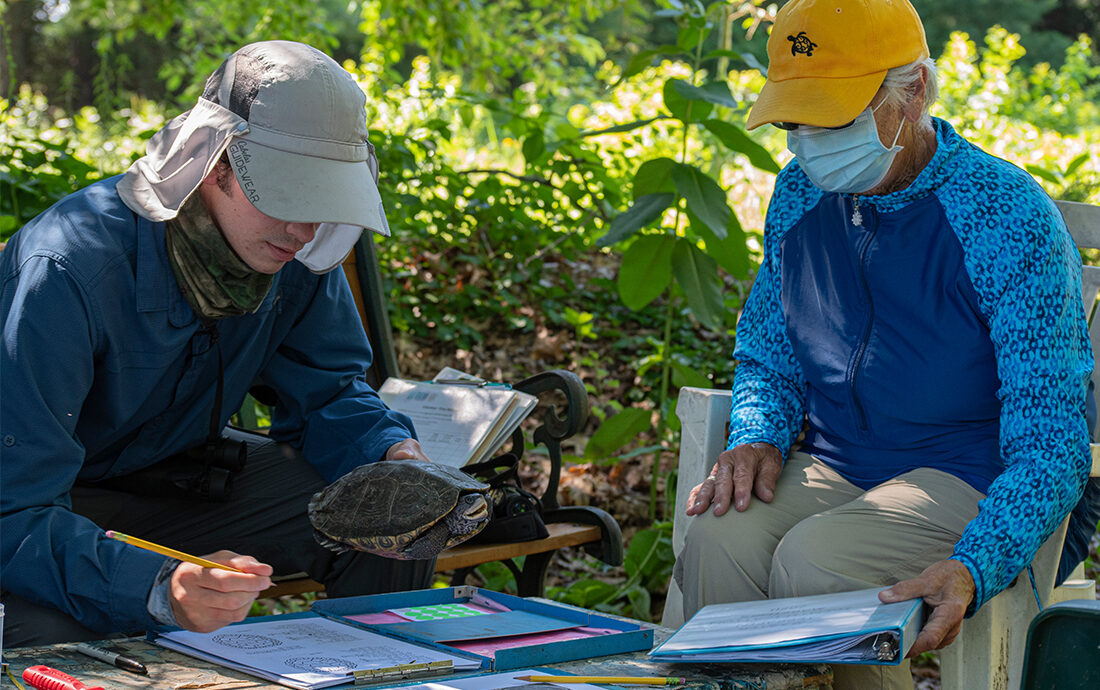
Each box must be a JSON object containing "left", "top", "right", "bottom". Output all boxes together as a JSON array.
[{"left": 71, "top": 642, "right": 148, "bottom": 675}]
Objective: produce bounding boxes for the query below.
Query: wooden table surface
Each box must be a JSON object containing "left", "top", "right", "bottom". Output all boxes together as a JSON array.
[{"left": 1, "top": 623, "right": 831, "bottom": 690}]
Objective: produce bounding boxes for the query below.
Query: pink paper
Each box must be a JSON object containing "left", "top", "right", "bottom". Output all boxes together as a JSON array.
[{"left": 449, "top": 626, "right": 619, "bottom": 658}]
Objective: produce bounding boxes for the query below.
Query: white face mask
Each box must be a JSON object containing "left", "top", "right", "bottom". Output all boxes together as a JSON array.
[{"left": 786, "top": 102, "right": 905, "bottom": 194}]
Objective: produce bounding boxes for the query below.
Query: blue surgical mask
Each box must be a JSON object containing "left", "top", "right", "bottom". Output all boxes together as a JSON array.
[{"left": 786, "top": 103, "right": 905, "bottom": 194}]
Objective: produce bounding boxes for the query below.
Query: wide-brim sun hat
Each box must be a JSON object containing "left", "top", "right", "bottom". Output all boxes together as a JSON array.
[
  {"left": 745, "top": 0, "right": 930, "bottom": 130},
  {"left": 118, "top": 40, "right": 388, "bottom": 274}
]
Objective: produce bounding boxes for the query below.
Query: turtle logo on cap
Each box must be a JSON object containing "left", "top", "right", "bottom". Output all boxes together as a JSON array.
[{"left": 788, "top": 31, "right": 817, "bottom": 57}]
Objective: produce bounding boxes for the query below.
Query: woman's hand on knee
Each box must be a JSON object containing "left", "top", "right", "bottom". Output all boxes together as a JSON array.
[
  {"left": 686, "top": 442, "right": 783, "bottom": 516},
  {"left": 169, "top": 550, "right": 273, "bottom": 633},
  {"left": 880, "top": 558, "right": 975, "bottom": 657}
]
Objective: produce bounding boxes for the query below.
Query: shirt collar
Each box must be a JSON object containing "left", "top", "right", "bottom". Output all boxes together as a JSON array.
[
  {"left": 135, "top": 211, "right": 197, "bottom": 327},
  {"left": 859, "top": 117, "right": 963, "bottom": 213}
]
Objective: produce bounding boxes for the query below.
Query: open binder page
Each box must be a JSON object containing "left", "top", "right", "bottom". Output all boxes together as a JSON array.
[
  {"left": 378, "top": 378, "right": 517, "bottom": 467},
  {"left": 431, "top": 366, "right": 538, "bottom": 465},
  {"left": 155, "top": 614, "right": 479, "bottom": 689},
  {"left": 651, "top": 587, "right": 924, "bottom": 665},
  {"left": 472, "top": 390, "right": 537, "bottom": 464}
]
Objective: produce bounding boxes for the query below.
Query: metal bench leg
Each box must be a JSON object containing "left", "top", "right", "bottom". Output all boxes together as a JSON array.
[{"left": 516, "top": 552, "right": 555, "bottom": 598}]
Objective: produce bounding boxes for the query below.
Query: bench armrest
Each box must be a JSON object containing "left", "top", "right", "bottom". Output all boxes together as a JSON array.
[
  {"left": 672, "top": 387, "right": 732, "bottom": 557},
  {"left": 512, "top": 369, "right": 589, "bottom": 512}
]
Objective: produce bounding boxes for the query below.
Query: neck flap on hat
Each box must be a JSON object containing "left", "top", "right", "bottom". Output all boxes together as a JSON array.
[{"left": 165, "top": 193, "right": 274, "bottom": 320}]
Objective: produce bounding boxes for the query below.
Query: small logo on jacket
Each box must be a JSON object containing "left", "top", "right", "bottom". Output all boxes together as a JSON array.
[{"left": 788, "top": 31, "right": 817, "bottom": 57}]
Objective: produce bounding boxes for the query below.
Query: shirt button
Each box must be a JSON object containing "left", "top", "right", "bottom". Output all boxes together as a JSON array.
[{"left": 3, "top": 435, "right": 15, "bottom": 446}]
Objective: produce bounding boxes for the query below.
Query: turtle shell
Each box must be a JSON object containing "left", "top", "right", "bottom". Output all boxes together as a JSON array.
[{"left": 308, "top": 459, "right": 491, "bottom": 560}]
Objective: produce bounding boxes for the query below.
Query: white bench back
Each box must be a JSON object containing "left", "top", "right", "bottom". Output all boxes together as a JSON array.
[{"left": 1057, "top": 199, "right": 1100, "bottom": 445}]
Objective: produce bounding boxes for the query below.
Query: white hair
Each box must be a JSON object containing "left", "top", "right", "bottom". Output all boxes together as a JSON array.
[{"left": 878, "top": 57, "right": 938, "bottom": 126}]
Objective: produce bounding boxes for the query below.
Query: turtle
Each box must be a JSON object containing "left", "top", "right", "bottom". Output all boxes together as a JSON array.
[
  {"left": 308, "top": 459, "right": 492, "bottom": 560},
  {"left": 788, "top": 30, "right": 817, "bottom": 57}
]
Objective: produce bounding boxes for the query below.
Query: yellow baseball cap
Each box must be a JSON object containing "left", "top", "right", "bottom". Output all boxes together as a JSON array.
[{"left": 745, "top": 0, "right": 929, "bottom": 130}]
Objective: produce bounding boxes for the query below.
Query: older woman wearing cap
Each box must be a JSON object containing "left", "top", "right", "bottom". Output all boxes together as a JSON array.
[
  {"left": 678, "top": 0, "right": 1094, "bottom": 688},
  {"left": 0, "top": 41, "right": 433, "bottom": 646}
]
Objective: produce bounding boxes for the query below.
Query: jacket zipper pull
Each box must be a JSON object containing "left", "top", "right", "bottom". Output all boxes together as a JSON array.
[{"left": 851, "top": 196, "right": 863, "bottom": 227}]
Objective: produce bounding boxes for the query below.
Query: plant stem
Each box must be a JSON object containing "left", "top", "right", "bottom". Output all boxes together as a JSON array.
[{"left": 649, "top": 20, "right": 708, "bottom": 522}]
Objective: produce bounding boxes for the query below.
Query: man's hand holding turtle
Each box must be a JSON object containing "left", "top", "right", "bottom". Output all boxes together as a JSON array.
[{"left": 385, "top": 438, "right": 430, "bottom": 462}]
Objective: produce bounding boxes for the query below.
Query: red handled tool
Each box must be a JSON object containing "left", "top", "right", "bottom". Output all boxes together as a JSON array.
[{"left": 21, "top": 666, "right": 105, "bottom": 690}]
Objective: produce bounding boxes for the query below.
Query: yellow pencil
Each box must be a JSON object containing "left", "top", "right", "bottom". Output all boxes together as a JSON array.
[
  {"left": 105, "top": 530, "right": 245, "bottom": 573},
  {"left": 515, "top": 676, "right": 686, "bottom": 686}
]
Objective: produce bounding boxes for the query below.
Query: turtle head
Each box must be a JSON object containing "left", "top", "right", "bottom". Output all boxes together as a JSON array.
[{"left": 399, "top": 493, "right": 491, "bottom": 560}]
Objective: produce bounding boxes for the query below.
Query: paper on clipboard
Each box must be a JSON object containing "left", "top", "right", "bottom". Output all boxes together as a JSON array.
[
  {"left": 154, "top": 614, "right": 479, "bottom": 689},
  {"left": 379, "top": 368, "right": 536, "bottom": 468}
]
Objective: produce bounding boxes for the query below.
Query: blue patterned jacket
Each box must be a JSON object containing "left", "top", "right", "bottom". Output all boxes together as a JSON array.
[{"left": 728, "top": 117, "right": 1093, "bottom": 611}]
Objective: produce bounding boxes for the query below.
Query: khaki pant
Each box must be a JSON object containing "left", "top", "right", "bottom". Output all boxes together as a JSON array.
[{"left": 675, "top": 451, "right": 984, "bottom": 690}]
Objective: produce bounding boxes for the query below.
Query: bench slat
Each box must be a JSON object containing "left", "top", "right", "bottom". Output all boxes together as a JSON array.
[
  {"left": 435, "top": 522, "right": 602, "bottom": 572},
  {"left": 260, "top": 522, "right": 603, "bottom": 599}
]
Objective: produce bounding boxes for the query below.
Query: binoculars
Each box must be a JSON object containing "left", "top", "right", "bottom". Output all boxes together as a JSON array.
[{"left": 96, "top": 437, "right": 248, "bottom": 502}]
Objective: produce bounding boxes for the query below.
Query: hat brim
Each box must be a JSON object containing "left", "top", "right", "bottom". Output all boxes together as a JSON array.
[
  {"left": 226, "top": 138, "right": 389, "bottom": 234},
  {"left": 226, "top": 138, "right": 391, "bottom": 273},
  {"left": 745, "top": 71, "right": 887, "bottom": 130}
]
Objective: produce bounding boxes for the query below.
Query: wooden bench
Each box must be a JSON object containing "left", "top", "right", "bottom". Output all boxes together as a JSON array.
[
  {"left": 660, "top": 200, "right": 1100, "bottom": 689},
  {"left": 259, "top": 236, "right": 623, "bottom": 599}
]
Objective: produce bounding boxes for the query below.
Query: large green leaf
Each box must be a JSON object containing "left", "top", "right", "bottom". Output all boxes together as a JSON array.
[
  {"left": 671, "top": 238, "right": 726, "bottom": 331},
  {"left": 689, "top": 208, "right": 751, "bottom": 278},
  {"left": 1026, "top": 164, "right": 1062, "bottom": 184},
  {"left": 671, "top": 80, "right": 739, "bottom": 108},
  {"left": 618, "top": 234, "right": 675, "bottom": 310},
  {"left": 633, "top": 157, "right": 677, "bottom": 198},
  {"left": 663, "top": 79, "right": 713, "bottom": 123},
  {"left": 597, "top": 193, "right": 674, "bottom": 247},
  {"left": 625, "top": 585, "right": 652, "bottom": 622},
  {"left": 622, "top": 49, "right": 661, "bottom": 80},
  {"left": 671, "top": 164, "right": 730, "bottom": 238},
  {"left": 559, "top": 578, "right": 618, "bottom": 608},
  {"left": 702, "top": 119, "right": 781, "bottom": 174},
  {"left": 624, "top": 526, "right": 660, "bottom": 572},
  {"left": 578, "top": 117, "right": 663, "bottom": 138},
  {"left": 702, "top": 48, "right": 748, "bottom": 67},
  {"left": 677, "top": 24, "right": 704, "bottom": 52},
  {"left": 522, "top": 130, "right": 545, "bottom": 163},
  {"left": 671, "top": 360, "right": 713, "bottom": 388},
  {"left": 585, "top": 407, "right": 653, "bottom": 459}
]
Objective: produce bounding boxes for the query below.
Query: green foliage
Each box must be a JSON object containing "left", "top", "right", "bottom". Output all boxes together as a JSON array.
[
  {"left": 934, "top": 28, "right": 1100, "bottom": 204},
  {"left": 588, "top": 1, "right": 773, "bottom": 520},
  {"left": 549, "top": 522, "right": 676, "bottom": 621},
  {"left": 473, "top": 559, "right": 523, "bottom": 596},
  {"left": 586, "top": 408, "right": 654, "bottom": 460},
  {"left": 362, "top": 0, "right": 650, "bottom": 94},
  {"left": 1, "top": 96, "right": 103, "bottom": 239}
]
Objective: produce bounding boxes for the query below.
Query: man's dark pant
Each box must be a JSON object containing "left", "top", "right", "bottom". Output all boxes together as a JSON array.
[{"left": 2, "top": 429, "right": 433, "bottom": 647}]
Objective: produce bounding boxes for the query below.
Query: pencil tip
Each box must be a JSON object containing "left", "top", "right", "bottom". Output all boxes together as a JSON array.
[{"left": 514, "top": 676, "right": 533, "bottom": 681}]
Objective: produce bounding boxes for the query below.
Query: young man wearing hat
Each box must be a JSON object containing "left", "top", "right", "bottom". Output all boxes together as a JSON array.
[
  {"left": 0, "top": 41, "right": 433, "bottom": 645},
  {"left": 678, "top": 0, "right": 1095, "bottom": 687}
]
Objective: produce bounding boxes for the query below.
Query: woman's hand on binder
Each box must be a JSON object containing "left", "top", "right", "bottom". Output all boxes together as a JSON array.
[
  {"left": 879, "top": 558, "right": 975, "bottom": 656},
  {"left": 385, "top": 438, "right": 430, "bottom": 462},
  {"left": 170, "top": 550, "right": 273, "bottom": 634},
  {"left": 686, "top": 442, "right": 783, "bottom": 516}
]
